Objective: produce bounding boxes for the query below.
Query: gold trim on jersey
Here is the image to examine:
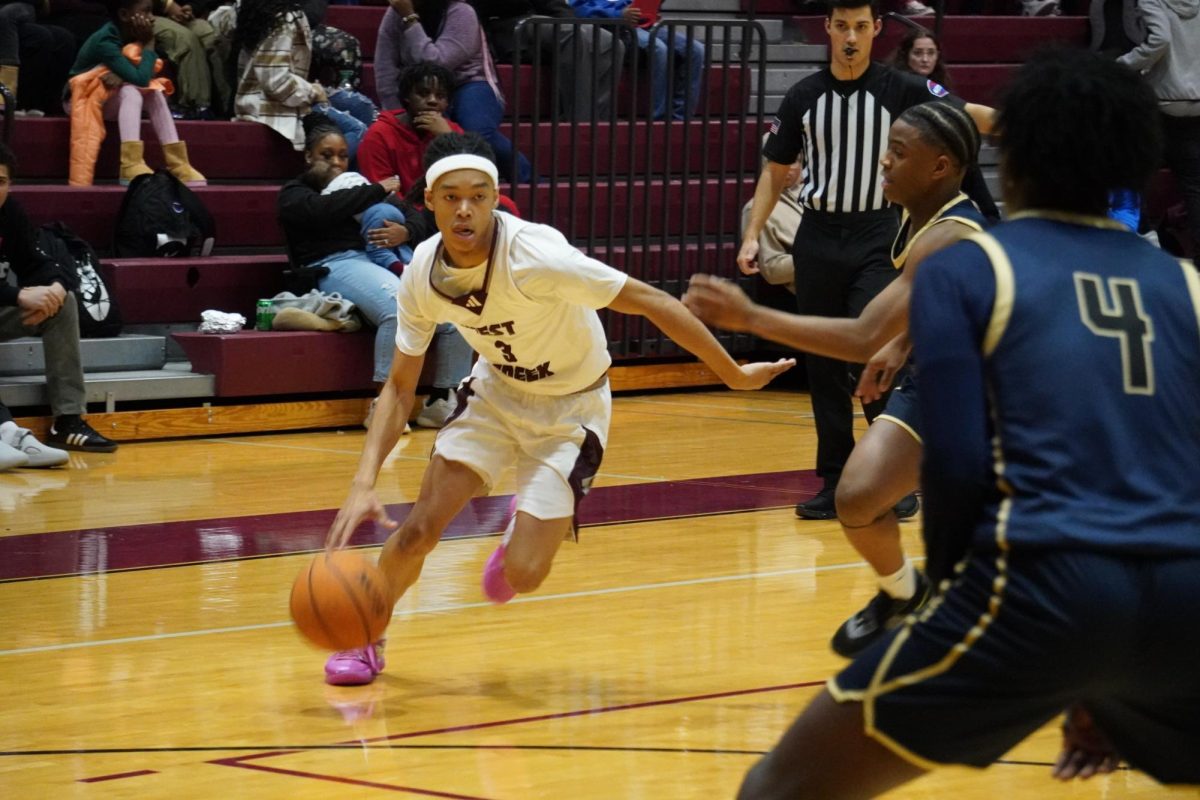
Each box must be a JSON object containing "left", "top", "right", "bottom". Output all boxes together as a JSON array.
[
  {"left": 875, "top": 413, "right": 923, "bottom": 445},
  {"left": 1007, "top": 209, "right": 1127, "bottom": 230},
  {"left": 1180, "top": 260, "right": 1200, "bottom": 344},
  {"left": 827, "top": 499, "right": 1013, "bottom": 771},
  {"left": 963, "top": 232, "right": 1015, "bottom": 357},
  {"left": 890, "top": 192, "right": 984, "bottom": 270}
]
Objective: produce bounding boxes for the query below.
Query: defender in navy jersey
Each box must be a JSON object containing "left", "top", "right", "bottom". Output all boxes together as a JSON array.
[
  {"left": 320, "top": 134, "right": 793, "bottom": 688},
  {"left": 736, "top": 50, "right": 1200, "bottom": 799},
  {"left": 688, "top": 102, "right": 986, "bottom": 659},
  {"left": 740, "top": 0, "right": 995, "bottom": 522}
]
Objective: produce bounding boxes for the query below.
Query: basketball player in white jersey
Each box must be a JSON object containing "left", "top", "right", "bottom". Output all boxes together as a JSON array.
[{"left": 322, "top": 134, "right": 794, "bottom": 686}]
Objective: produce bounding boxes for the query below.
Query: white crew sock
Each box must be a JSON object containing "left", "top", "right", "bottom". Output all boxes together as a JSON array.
[{"left": 878, "top": 558, "right": 917, "bottom": 600}]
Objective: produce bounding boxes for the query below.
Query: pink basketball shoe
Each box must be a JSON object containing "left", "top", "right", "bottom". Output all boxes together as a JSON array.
[
  {"left": 482, "top": 543, "right": 517, "bottom": 604},
  {"left": 324, "top": 639, "right": 387, "bottom": 686}
]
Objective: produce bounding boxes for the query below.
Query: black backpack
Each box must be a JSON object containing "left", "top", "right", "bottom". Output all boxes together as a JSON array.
[
  {"left": 113, "top": 170, "right": 216, "bottom": 258},
  {"left": 37, "top": 222, "right": 123, "bottom": 338}
]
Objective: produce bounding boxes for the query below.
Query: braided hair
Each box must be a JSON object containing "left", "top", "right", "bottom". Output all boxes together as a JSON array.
[
  {"left": 898, "top": 101, "right": 980, "bottom": 172},
  {"left": 235, "top": 0, "right": 306, "bottom": 55}
]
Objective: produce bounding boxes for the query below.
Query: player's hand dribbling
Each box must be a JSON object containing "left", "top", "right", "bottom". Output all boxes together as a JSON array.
[
  {"left": 736, "top": 238, "right": 760, "bottom": 275},
  {"left": 325, "top": 483, "right": 399, "bottom": 551},
  {"left": 728, "top": 358, "right": 795, "bottom": 390},
  {"left": 1053, "top": 705, "right": 1120, "bottom": 781},
  {"left": 682, "top": 273, "right": 757, "bottom": 333}
]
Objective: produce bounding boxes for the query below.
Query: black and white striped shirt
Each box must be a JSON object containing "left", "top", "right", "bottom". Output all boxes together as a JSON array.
[{"left": 763, "top": 63, "right": 960, "bottom": 214}]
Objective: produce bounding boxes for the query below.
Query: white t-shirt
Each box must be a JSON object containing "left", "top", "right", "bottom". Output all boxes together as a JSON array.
[{"left": 395, "top": 214, "right": 629, "bottom": 395}]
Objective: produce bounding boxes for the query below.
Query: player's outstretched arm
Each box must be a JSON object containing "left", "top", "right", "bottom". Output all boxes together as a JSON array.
[
  {"left": 607, "top": 277, "right": 795, "bottom": 390},
  {"left": 683, "top": 273, "right": 911, "bottom": 363},
  {"left": 326, "top": 349, "right": 426, "bottom": 551}
]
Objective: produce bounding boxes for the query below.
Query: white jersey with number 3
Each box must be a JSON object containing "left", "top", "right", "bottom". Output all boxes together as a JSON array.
[{"left": 394, "top": 213, "right": 629, "bottom": 396}]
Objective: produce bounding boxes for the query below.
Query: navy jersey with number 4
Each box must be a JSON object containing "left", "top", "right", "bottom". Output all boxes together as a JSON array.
[{"left": 914, "top": 212, "right": 1200, "bottom": 555}]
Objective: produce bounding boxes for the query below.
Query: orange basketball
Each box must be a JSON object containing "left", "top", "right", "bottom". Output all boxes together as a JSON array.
[{"left": 289, "top": 551, "right": 391, "bottom": 651}]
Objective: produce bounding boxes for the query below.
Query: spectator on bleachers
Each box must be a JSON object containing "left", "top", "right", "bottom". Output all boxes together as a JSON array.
[
  {"left": 1118, "top": 0, "right": 1200, "bottom": 258},
  {"left": 569, "top": 0, "right": 704, "bottom": 121},
  {"left": 888, "top": 27, "right": 947, "bottom": 87},
  {"left": 889, "top": 28, "right": 1000, "bottom": 223},
  {"left": 358, "top": 62, "right": 462, "bottom": 192},
  {"left": 467, "top": 0, "right": 625, "bottom": 122},
  {"left": 68, "top": 0, "right": 207, "bottom": 186},
  {"left": 232, "top": 0, "right": 377, "bottom": 157},
  {"left": 278, "top": 120, "right": 464, "bottom": 424},
  {"left": 741, "top": 144, "right": 802, "bottom": 295},
  {"left": 149, "top": 0, "right": 226, "bottom": 119},
  {"left": 0, "top": 1, "right": 76, "bottom": 117},
  {"left": 375, "top": 0, "right": 532, "bottom": 183},
  {"left": 0, "top": 143, "right": 119, "bottom": 460},
  {"left": 312, "top": 166, "right": 416, "bottom": 272}
]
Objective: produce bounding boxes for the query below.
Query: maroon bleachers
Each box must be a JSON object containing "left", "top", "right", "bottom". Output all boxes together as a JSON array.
[
  {"left": 20, "top": 177, "right": 753, "bottom": 249},
  {"left": 10, "top": 118, "right": 760, "bottom": 182},
  {"left": 358, "top": 62, "right": 749, "bottom": 117},
  {"left": 19, "top": 185, "right": 282, "bottom": 249},
  {"left": 747, "top": 0, "right": 1086, "bottom": 13},
  {"left": 173, "top": 331, "right": 376, "bottom": 396},
  {"left": 11, "top": 119, "right": 303, "bottom": 182},
  {"left": 788, "top": 15, "right": 1088, "bottom": 62},
  {"left": 100, "top": 255, "right": 288, "bottom": 324}
]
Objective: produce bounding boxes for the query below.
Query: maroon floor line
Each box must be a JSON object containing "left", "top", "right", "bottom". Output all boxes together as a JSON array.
[
  {"left": 77, "top": 768, "right": 158, "bottom": 783},
  {"left": 0, "top": 469, "right": 822, "bottom": 581},
  {"left": 361, "top": 679, "right": 827, "bottom": 744},
  {"left": 209, "top": 758, "right": 497, "bottom": 799},
  {"left": 209, "top": 680, "right": 824, "bottom": 796}
]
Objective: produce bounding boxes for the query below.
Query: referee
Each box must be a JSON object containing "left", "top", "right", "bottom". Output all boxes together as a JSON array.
[{"left": 740, "top": 0, "right": 993, "bottom": 519}]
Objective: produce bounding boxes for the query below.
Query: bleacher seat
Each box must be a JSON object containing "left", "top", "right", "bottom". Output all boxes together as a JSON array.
[{"left": 11, "top": 118, "right": 759, "bottom": 182}]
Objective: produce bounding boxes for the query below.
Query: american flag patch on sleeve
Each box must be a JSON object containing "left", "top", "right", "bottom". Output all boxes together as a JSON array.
[{"left": 768, "top": 117, "right": 781, "bottom": 134}]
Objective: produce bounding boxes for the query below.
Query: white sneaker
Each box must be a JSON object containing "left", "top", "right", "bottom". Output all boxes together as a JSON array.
[
  {"left": 0, "top": 422, "right": 69, "bottom": 468},
  {"left": 901, "top": 0, "right": 934, "bottom": 14},
  {"left": 415, "top": 396, "right": 455, "bottom": 429},
  {"left": 0, "top": 440, "right": 29, "bottom": 471}
]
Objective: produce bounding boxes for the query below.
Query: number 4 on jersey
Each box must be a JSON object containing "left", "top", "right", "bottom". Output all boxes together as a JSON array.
[{"left": 1073, "top": 273, "right": 1155, "bottom": 395}]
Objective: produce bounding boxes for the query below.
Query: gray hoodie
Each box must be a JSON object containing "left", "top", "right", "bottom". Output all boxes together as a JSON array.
[{"left": 1118, "top": 0, "right": 1200, "bottom": 116}]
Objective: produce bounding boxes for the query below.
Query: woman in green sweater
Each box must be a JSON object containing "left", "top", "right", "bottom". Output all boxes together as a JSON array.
[{"left": 68, "top": 0, "right": 204, "bottom": 184}]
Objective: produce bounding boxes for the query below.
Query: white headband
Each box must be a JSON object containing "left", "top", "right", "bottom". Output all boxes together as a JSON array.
[{"left": 425, "top": 155, "right": 499, "bottom": 189}]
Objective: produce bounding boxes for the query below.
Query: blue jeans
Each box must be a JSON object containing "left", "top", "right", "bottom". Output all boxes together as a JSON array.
[
  {"left": 360, "top": 202, "right": 414, "bottom": 269},
  {"left": 314, "top": 90, "right": 376, "bottom": 161},
  {"left": 312, "top": 249, "right": 400, "bottom": 382},
  {"left": 636, "top": 27, "right": 705, "bottom": 121},
  {"left": 431, "top": 323, "right": 473, "bottom": 390},
  {"left": 450, "top": 80, "right": 532, "bottom": 184}
]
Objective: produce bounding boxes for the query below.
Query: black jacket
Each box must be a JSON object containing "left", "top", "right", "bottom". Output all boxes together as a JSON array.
[
  {"left": 277, "top": 178, "right": 437, "bottom": 267},
  {"left": 0, "top": 197, "right": 77, "bottom": 308}
]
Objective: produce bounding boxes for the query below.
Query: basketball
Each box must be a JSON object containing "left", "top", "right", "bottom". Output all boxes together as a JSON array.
[{"left": 289, "top": 551, "right": 391, "bottom": 651}]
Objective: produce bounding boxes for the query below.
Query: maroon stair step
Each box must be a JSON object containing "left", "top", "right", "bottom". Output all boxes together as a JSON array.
[{"left": 100, "top": 255, "right": 288, "bottom": 324}]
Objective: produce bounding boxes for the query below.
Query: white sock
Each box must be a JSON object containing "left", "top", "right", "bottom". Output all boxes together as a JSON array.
[
  {"left": 878, "top": 558, "right": 917, "bottom": 600},
  {"left": 0, "top": 420, "right": 17, "bottom": 444}
]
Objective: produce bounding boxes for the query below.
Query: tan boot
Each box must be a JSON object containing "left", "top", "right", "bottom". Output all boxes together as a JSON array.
[
  {"left": 119, "top": 140, "right": 154, "bottom": 185},
  {"left": 0, "top": 65, "right": 17, "bottom": 111},
  {"left": 162, "top": 140, "right": 207, "bottom": 187}
]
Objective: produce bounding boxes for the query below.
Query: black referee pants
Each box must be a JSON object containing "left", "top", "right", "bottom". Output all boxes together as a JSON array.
[{"left": 792, "top": 207, "right": 900, "bottom": 489}]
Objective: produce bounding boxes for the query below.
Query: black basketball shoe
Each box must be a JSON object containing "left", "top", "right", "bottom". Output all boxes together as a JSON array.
[
  {"left": 795, "top": 487, "right": 837, "bottom": 520},
  {"left": 831, "top": 571, "right": 931, "bottom": 658},
  {"left": 893, "top": 493, "right": 920, "bottom": 520},
  {"left": 45, "top": 416, "right": 119, "bottom": 453}
]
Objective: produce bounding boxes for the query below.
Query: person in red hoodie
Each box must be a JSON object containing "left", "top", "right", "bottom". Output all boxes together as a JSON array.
[{"left": 357, "top": 61, "right": 461, "bottom": 192}]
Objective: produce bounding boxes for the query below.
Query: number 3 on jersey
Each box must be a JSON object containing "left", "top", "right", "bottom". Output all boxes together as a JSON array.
[{"left": 1073, "top": 273, "right": 1155, "bottom": 395}]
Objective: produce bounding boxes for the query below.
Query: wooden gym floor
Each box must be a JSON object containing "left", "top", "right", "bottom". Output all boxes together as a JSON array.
[{"left": 0, "top": 389, "right": 1190, "bottom": 798}]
